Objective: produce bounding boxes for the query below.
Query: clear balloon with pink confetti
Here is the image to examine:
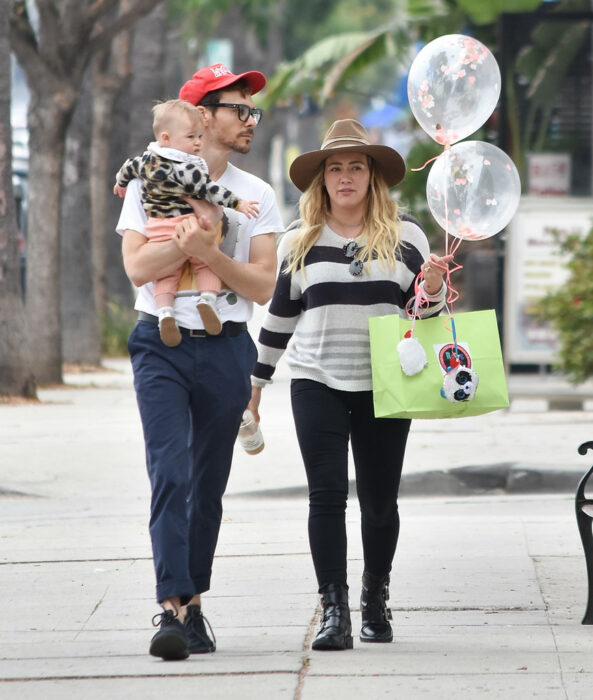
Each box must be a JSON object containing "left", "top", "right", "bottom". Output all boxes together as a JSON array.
[
  {"left": 407, "top": 34, "right": 501, "bottom": 147},
  {"left": 426, "top": 140, "right": 521, "bottom": 241}
]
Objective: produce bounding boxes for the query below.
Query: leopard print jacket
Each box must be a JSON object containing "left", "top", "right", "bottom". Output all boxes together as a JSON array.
[{"left": 115, "top": 150, "right": 242, "bottom": 218}]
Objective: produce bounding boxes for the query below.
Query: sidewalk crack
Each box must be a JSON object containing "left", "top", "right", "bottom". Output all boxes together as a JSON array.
[
  {"left": 294, "top": 599, "right": 321, "bottom": 700},
  {"left": 73, "top": 585, "right": 109, "bottom": 640}
]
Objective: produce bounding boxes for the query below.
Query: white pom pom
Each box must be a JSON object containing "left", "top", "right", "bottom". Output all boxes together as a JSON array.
[
  {"left": 442, "top": 366, "right": 479, "bottom": 402},
  {"left": 397, "top": 336, "right": 428, "bottom": 376}
]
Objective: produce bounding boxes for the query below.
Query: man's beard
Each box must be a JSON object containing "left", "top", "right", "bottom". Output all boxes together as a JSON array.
[
  {"left": 220, "top": 132, "right": 253, "bottom": 155},
  {"left": 233, "top": 142, "right": 251, "bottom": 154}
]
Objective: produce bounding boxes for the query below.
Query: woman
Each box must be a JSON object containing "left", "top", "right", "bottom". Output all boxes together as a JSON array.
[{"left": 249, "top": 119, "right": 449, "bottom": 651}]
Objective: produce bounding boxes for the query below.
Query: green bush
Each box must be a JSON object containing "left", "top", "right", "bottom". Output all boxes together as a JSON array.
[
  {"left": 537, "top": 225, "right": 593, "bottom": 383},
  {"left": 101, "top": 301, "right": 136, "bottom": 357}
]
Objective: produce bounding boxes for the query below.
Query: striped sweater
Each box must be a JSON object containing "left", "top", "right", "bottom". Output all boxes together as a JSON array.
[{"left": 253, "top": 217, "right": 446, "bottom": 392}]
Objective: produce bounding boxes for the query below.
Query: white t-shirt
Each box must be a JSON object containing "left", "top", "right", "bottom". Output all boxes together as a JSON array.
[{"left": 116, "top": 162, "right": 285, "bottom": 328}]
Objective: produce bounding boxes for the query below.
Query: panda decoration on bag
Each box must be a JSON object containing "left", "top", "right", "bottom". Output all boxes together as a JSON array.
[
  {"left": 398, "top": 330, "right": 479, "bottom": 403},
  {"left": 441, "top": 354, "right": 479, "bottom": 403}
]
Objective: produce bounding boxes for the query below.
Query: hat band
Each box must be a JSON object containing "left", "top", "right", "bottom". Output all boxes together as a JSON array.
[{"left": 321, "top": 136, "right": 370, "bottom": 150}]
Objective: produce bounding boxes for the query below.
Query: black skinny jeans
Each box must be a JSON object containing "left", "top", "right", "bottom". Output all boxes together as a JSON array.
[{"left": 290, "top": 378, "right": 411, "bottom": 591}]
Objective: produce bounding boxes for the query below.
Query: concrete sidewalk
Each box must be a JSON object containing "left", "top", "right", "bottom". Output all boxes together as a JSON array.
[{"left": 1, "top": 357, "right": 593, "bottom": 699}]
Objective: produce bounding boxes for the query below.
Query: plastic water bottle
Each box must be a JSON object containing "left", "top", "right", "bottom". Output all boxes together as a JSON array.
[{"left": 238, "top": 410, "right": 265, "bottom": 455}]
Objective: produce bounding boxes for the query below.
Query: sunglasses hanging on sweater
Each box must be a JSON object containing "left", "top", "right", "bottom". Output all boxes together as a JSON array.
[{"left": 343, "top": 240, "right": 363, "bottom": 276}]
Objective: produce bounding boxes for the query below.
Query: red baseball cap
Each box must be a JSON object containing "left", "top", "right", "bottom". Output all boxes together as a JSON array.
[{"left": 179, "top": 63, "right": 266, "bottom": 105}]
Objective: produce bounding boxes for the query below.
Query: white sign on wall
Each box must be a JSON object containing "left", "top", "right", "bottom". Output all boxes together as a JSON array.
[
  {"left": 526, "top": 153, "right": 571, "bottom": 195},
  {"left": 504, "top": 196, "right": 593, "bottom": 365}
]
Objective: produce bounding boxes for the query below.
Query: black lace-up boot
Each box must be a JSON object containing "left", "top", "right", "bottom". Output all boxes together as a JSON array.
[
  {"left": 360, "top": 571, "right": 393, "bottom": 643},
  {"left": 311, "top": 583, "right": 353, "bottom": 651}
]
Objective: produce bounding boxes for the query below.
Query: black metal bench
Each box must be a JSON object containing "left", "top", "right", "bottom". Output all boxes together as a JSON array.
[{"left": 576, "top": 441, "right": 593, "bottom": 624}]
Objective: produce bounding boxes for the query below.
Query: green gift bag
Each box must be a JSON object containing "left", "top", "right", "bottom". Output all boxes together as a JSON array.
[{"left": 369, "top": 309, "right": 509, "bottom": 419}]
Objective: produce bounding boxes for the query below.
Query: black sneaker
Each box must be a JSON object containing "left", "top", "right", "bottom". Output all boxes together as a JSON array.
[
  {"left": 149, "top": 609, "right": 189, "bottom": 660},
  {"left": 184, "top": 604, "right": 216, "bottom": 653}
]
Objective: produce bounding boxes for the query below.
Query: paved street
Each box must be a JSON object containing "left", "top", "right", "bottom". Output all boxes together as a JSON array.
[{"left": 1, "top": 354, "right": 593, "bottom": 699}]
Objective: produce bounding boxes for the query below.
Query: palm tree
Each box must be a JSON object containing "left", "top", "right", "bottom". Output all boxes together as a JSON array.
[{"left": 260, "top": 0, "right": 544, "bottom": 110}]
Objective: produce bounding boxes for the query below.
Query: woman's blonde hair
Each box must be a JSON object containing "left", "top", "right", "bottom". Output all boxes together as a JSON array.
[{"left": 285, "top": 157, "right": 402, "bottom": 275}]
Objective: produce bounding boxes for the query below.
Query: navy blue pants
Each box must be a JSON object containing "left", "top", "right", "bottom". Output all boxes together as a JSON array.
[
  {"left": 290, "top": 379, "right": 411, "bottom": 590},
  {"left": 128, "top": 319, "right": 256, "bottom": 603}
]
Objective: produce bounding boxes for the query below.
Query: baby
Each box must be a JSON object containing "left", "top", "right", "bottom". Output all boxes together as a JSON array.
[{"left": 114, "top": 98, "right": 258, "bottom": 345}]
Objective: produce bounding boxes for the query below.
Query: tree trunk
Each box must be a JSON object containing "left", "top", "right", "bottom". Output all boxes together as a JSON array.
[
  {"left": 92, "top": 72, "right": 122, "bottom": 316},
  {"left": 24, "top": 88, "right": 74, "bottom": 383},
  {"left": 10, "top": 0, "right": 165, "bottom": 381},
  {"left": 0, "top": 0, "right": 35, "bottom": 397},
  {"left": 60, "top": 76, "right": 101, "bottom": 365},
  {"left": 105, "top": 3, "right": 169, "bottom": 309},
  {"left": 129, "top": 3, "right": 168, "bottom": 154},
  {"left": 106, "top": 87, "right": 136, "bottom": 306},
  {"left": 91, "top": 27, "right": 133, "bottom": 314}
]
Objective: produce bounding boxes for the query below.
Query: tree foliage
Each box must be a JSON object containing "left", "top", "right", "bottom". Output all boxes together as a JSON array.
[
  {"left": 456, "top": 0, "right": 541, "bottom": 25},
  {"left": 537, "top": 228, "right": 593, "bottom": 383},
  {"left": 260, "top": 0, "right": 450, "bottom": 109},
  {"left": 261, "top": 28, "right": 403, "bottom": 109},
  {"left": 169, "top": 0, "right": 342, "bottom": 54},
  {"left": 259, "top": 0, "right": 548, "bottom": 109}
]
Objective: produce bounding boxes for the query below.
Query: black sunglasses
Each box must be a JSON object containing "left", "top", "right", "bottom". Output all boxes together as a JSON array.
[
  {"left": 343, "top": 240, "right": 363, "bottom": 276},
  {"left": 202, "top": 102, "right": 263, "bottom": 125}
]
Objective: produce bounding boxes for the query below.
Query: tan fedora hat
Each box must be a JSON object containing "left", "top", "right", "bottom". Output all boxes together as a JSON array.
[{"left": 289, "top": 119, "right": 406, "bottom": 192}]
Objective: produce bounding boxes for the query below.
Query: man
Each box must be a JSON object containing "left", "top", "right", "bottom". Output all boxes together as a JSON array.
[{"left": 116, "top": 64, "right": 283, "bottom": 660}]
